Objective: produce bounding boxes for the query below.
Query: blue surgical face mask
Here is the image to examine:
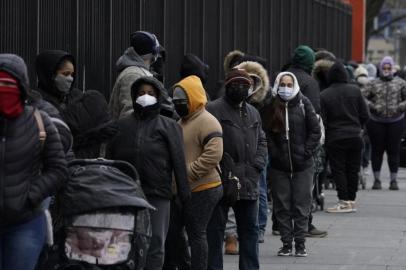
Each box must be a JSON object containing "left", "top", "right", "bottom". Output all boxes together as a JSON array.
[{"left": 278, "top": 86, "right": 294, "bottom": 101}]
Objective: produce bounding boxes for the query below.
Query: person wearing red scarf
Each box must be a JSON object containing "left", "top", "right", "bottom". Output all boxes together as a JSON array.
[{"left": 0, "top": 71, "right": 24, "bottom": 118}]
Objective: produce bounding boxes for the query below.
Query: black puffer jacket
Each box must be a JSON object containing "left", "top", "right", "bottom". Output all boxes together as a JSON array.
[
  {"left": 107, "top": 77, "right": 190, "bottom": 201},
  {"left": 321, "top": 63, "right": 370, "bottom": 144},
  {"left": 288, "top": 67, "right": 321, "bottom": 113},
  {"left": 0, "top": 54, "right": 68, "bottom": 227},
  {"left": 265, "top": 93, "right": 321, "bottom": 173},
  {"left": 206, "top": 97, "right": 268, "bottom": 200}
]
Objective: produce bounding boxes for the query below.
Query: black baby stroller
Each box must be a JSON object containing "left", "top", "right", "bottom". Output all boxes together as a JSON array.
[{"left": 37, "top": 159, "right": 154, "bottom": 270}]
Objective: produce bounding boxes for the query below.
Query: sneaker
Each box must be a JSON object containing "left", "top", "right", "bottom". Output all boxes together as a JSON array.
[
  {"left": 295, "top": 243, "right": 308, "bottom": 257},
  {"left": 349, "top": 201, "right": 357, "bottom": 212},
  {"left": 326, "top": 201, "right": 352, "bottom": 213},
  {"left": 272, "top": 230, "right": 281, "bottom": 236},
  {"left": 277, "top": 243, "right": 292, "bottom": 256},
  {"left": 258, "top": 230, "right": 265, "bottom": 243},
  {"left": 389, "top": 181, "right": 399, "bottom": 190},
  {"left": 372, "top": 180, "right": 382, "bottom": 190},
  {"left": 306, "top": 225, "right": 328, "bottom": 238}
]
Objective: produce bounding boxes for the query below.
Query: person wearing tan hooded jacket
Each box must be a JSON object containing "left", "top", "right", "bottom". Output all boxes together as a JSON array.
[{"left": 172, "top": 75, "right": 223, "bottom": 270}]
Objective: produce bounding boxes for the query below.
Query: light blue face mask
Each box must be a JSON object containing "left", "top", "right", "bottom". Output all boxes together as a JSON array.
[{"left": 278, "top": 86, "right": 294, "bottom": 101}]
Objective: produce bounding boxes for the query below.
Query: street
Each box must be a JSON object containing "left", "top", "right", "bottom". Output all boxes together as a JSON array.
[{"left": 225, "top": 161, "right": 406, "bottom": 270}]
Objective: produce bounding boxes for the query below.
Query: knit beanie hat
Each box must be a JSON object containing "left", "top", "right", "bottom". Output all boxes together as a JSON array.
[
  {"left": 130, "top": 31, "right": 159, "bottom": 56},
  {"left": 180, "top": 54, "right": 210, "bottom": 83},
  {"left": 292, "top": 45, "right": 315, "bottom": 73},
  {"left": 225, "top": 69, "right": 253, "bottom": 87}
]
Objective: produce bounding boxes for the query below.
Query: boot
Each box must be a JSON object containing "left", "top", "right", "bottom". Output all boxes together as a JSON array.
[
  {"left": 389, "top": 180, "right": 399, "bottom": 190},
  {"left": 224, "top": 235, "right": 238, "bottom": 255},
  {"left": 372, "top": 180, "right": 382, "bottom": 190}
]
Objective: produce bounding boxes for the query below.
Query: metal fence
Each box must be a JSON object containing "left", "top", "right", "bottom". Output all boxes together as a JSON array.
[{"left": 0, "top": 0, "right": 352, "bottom": 99}]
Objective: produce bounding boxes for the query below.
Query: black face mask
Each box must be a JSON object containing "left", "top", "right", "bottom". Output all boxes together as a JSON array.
[
  {"left": 225, "top": 84, "right": 250, "bottom": 104},
  {"left": 174, "top": 100, "right": 189, "bottom": 118}
]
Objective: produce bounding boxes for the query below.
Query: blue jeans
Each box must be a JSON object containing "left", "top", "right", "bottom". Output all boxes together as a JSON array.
[
  {"left": 0, "top": 213, "right": 46, "bottom": 270},
  {"left": 258, "top": 164, "right": 268, "bottom": 233},
  {"left": 207, "top": 200, "right": 259, "bottom": 270}
]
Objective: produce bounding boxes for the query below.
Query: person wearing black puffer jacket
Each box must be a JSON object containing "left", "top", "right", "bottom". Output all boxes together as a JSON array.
[
  {"left": 263, "top": 72, "right": 321, "bottom": 257},
  {"left": 0, "top": 54, "right": 68, "bottom": 270},
  {"left": 107, "top": 76, "right": 190, "bottom": 270},
  {"left": 321, "top": 62, "right": 370, "bottom": 213}
]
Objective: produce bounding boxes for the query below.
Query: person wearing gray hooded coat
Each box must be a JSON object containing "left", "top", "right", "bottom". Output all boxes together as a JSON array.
[{"left": 109, "top": 31, "right": 175, "bottom": 119}]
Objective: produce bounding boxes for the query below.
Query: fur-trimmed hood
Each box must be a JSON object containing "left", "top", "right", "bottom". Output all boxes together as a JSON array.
[
  {"left": 312, "top": 59, "right": 335, "bottom": 90},
  {"left": 224, "top": 50, "right": 245, "bottom": 74},
  {"left": 236, "top": 61, "right": 270, "bottom": 105}
]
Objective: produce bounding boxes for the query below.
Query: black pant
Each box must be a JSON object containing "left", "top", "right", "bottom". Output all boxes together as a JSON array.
[
  {"left": 163, "top": 197, "right": 191, "bottom": 270},
  {"left": 207, "top": 200, "right": 259, "bottom": 270},
  {"left": 327, "top": 137, "right": 362, "bottom": 201},
  {"left": 184, "top": 186, "right": 223, "bottom": 270},
  {"left": 367, "top": 119, "right": 406, "bottom": 173},
  {"left": 271, "top": 167, "right": 313, "bottom": 245}
]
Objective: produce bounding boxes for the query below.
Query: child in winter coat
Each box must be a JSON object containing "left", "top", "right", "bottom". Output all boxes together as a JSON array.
[{"left": 263, "top": 72, "right": 321, "bottom": 257}]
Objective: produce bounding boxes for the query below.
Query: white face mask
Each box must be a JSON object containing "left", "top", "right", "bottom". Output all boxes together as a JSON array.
[
  {"left": 136, "top": 94, "right": 157, "bottom": 107},
  {"left": 278, "top": 86, "right": 294, "bottom": 101}
]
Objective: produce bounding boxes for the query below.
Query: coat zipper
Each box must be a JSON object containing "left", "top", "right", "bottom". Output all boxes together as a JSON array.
[
  {"left": 0, "top": 120, "right": 7, "bottom": 211},
  {"left": 385, "top": 82, "right": 389, "bottom": 116},
  {"left": 285, "top": 103, "right": 294, "bottom": 179}
]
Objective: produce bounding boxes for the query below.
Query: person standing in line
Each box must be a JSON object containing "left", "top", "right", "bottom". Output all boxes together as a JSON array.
[
  {"left": 235, "top": 60, "right": 271, "bottom": 244},
  {"left": 172, "top": 75, "right": 223, "bottom": 270},
  {"left": 287, "top": 45, "right": 327, "bottom": 238},
  {"left": 362, "top": 56, "right": 406, "bottom": 190},
  {"left": 0, "top": 54, "right": 68, "bottom": 270},
  {"left": 107, "top": 76, "right": 190, "bottom": 270},
  {"left": 207, "top": 69, "right": 268, "bottom": 270},
  {"left": 263, "top": 72, "right": 321, "bottom": 257},
  {"left": 322, "top": 62, "right": 370, "bottom": 213}
]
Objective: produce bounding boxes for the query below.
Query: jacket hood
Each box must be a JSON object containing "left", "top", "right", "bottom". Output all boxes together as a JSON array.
[
  {"left": 223, "top": 50, "right": 245, "bottom": 74},
  {"left": 116, "top": 47, "right": 149, "bottom": 72},
  {"left": 272, "top": 72, "right": 300, "bottom": 99},
  {"left": 235, "top": 61, "right": 270, "bottom": 104},
  {"left": 312, "top": 59, "right": 335, "bottom": 80},
  {"left": 328, "top": 62, "right": 349, "bottom": 84},
  {"left": 174, "top": 75, "right": 207, "bottom": 115},
  {"left": 292, "top": 45, "right": 315, "bottom": 73},
  {"left": 180, "top": 54, "right": 209, "bottom": 83},
  {"left": 379, "top": 56, "right": 395, "bottom": 74},
  {"left": 365, "top": 63, "right": 377, "bottom": 79},
  {"left": 0, "top": 54, "right": 30, "bottom": 101},
  {"left": 315, "top": 50, "right": 336, "bottom": 62},
  {"left": 35, "top": 50, "right": 75, "bottom": 97},
  {"left": 130, "top": 76, "right": 166, "bottom": 103},
  {"left": 354, "top": 65, "right": 368, "bottom": 79}
]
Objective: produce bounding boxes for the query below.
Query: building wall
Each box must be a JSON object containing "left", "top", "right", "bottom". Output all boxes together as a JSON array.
[{"left": 0, "top": 0, "right": 352, "bottom": 98}]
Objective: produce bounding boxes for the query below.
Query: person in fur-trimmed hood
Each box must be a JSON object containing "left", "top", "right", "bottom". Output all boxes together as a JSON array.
[{"left": 312, "top": 50, "right": 336, "bottom": 91}]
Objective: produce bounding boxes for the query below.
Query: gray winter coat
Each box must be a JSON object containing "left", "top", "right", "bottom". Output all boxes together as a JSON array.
[{"left": 109, "top": 47, "right": 153, "bottom": 119}]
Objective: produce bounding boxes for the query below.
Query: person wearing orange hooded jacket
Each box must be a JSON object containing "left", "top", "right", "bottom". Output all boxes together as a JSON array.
[{"left": 172, "top": 75, "right": 224, "bottom": 270}]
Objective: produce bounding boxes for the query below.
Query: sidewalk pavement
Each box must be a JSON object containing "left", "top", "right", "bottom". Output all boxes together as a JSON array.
[{"left": 224, "top": 163, "right": 406, "bottom": 270}]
